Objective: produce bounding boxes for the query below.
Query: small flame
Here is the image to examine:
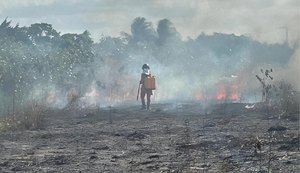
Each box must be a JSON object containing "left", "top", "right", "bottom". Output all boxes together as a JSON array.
[
  {"left": 217, "top": 85, "right": 227, "bottom": 100},
  {"left": 230, "top": 84, "right": 239, "bottom": 100},
  {"left": 216, "top": 82, "right": 240, "bottom": 100}
]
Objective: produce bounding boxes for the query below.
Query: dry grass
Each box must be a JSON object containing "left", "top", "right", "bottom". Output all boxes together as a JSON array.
[{"left": 0, "top": 101, "right": 48, "bottom": 131}]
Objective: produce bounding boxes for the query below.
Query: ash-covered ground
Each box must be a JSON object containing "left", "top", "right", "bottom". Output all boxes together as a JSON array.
[{"left": 0, "top": 102, "right": 299, "bottom": 173}]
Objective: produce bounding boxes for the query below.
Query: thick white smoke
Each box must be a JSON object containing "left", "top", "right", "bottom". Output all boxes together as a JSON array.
[{"left": 285, "top": 48, "right": 300, "bottom": 91}]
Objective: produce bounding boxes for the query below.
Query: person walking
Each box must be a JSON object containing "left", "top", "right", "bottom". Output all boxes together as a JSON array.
[{"left": 139, "top": 64, "right": 154, "bottom": 110}]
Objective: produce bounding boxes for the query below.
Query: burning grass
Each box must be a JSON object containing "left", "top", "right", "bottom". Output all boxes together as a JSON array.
[{"left": 0, "top": 102, "right": 48, "bottom": 131}]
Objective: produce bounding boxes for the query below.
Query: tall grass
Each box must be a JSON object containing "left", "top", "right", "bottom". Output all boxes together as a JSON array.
[{"left": 0, "top": 101, "right": 48, "bottom": 131}]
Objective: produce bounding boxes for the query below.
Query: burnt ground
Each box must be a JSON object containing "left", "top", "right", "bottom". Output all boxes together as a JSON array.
[{"left": 0, "top": 102, "right": 299, "bottom": 173}]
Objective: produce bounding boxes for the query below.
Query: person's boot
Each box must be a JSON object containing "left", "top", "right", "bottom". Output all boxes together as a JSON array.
[
  {"left": 147, "top": 103, "right": 151, "bottom": 110},
  {"left": 141, "top": 100, "right": 146, "bottom": 110}
]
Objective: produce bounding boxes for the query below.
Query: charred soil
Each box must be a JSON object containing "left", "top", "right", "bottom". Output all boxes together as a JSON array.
[{"left": 0, "top": 102, "right": 299, "bottom": 173}]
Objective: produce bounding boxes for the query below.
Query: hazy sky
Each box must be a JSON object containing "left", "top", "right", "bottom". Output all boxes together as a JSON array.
[{"left": 0, "top": 0, "right": 299, "bottom": 44}]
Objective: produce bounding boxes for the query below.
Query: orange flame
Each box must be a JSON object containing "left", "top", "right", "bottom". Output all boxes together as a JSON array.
[
  {"left": 192, "top": 80, "right": 241, "bottom": 101},
  {"left": 217, "top": 85, "right": 227, "bottom": 100},
  {"left": 230, "top": 84, "right": 239, "bottom": 100},
  {"left": 216, "top": 82, "right": 239, "bottom": 100}
]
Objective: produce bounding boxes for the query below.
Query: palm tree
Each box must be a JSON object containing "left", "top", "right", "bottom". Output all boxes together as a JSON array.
[
  {"left": 130, "top": 17, "right": 157, "bottom": 44},
  {"left": 157, "top": 19, "right": 180, "bottom": 45}
]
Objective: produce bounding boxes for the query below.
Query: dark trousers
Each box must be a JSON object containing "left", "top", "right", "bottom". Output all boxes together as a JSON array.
[{"left": 140, "top": 88, "right": 152, "bottom": 109}]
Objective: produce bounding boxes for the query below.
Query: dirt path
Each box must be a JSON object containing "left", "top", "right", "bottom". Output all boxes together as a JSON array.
[{"left": 0, "top": 103, "right": 299, "bottom": 172}]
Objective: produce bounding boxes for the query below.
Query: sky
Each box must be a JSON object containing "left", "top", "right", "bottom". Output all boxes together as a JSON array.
[{"left": 0, "top": 0, "right": 299, "bottom": 44}]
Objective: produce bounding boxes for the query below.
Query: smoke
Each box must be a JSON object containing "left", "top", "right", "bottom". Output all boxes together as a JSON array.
[
  {"left": 77, "top": 35, "right": 295, "bottom": 108},
  {"left": 0, "top": 16, "right": 296, "bottom": 111},
  {"left": 284, "top": 48, "right": 300, "bottom": 91},
  {"left": 13, "top": 41, "right": 295, "bottom": 109},
  {"left": 49, "top": 48, "right": 296, "bottom": 111}
]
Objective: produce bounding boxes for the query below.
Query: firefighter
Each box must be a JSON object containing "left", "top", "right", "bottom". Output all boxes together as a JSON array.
[{"left": 140, "top": 64, "right": 153, "bottom": 110}]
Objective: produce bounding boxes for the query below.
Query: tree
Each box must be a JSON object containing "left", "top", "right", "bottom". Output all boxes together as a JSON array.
[
  {"left": 157, "top": 19, "right": 180, "bottom": 45},
  {"left": 27, "top": 23, "right": 60, "bottom": 43},
  {"left": 130, "top": 17, "right": 157, "bottom": 44}
]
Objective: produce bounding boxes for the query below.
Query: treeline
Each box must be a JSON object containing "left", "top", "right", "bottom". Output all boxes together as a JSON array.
[
  {"left": 0, "top": 17, "right": 294, "bottom": 110},
  {"left": 0, "top": 18, "right": 94, "bottom": 110}
]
